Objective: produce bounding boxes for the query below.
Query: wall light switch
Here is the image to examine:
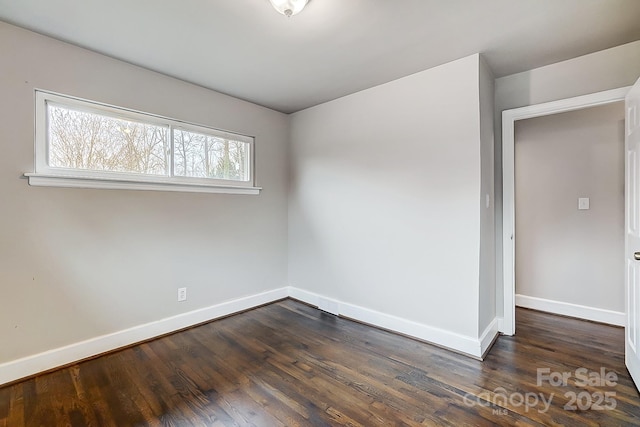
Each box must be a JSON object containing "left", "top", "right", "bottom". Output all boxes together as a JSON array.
[{"left": 578, "top": 197, "right": 590, "bottom": 210}]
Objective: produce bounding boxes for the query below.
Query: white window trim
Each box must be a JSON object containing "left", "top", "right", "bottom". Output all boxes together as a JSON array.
[{"left": 25, "top": 90, "right": 261, "bottom": 195}]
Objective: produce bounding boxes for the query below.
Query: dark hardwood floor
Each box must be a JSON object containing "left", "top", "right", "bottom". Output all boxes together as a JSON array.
[{"left": 1, "top": 299, "right": 639, "bottom": 426}]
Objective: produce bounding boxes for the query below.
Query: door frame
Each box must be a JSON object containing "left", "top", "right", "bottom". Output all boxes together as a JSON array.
[{"left": 501, "top": 86, "right": 631, "bottom": 335}]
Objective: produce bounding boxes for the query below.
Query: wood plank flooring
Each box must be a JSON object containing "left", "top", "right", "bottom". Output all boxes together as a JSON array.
[{"left": 1, "top": 299, "right": 639, "bottom": 426}]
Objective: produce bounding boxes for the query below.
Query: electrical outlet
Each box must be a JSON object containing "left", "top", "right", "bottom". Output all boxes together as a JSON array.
[{"left": 177, "top": 287, "right": 187, "bottom": 302}]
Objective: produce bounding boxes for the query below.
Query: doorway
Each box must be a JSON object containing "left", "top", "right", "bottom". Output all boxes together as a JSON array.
[
  {"left": 514, "top": 103, "right": 625, "bottom": 325},
  {"left": 501, "top": 87, "right": 630, "bottom": 335}
]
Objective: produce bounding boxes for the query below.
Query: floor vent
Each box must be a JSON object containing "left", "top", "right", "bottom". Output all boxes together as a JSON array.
[{"left": 318, "top": 298, "right": 340, "bottom": 316}]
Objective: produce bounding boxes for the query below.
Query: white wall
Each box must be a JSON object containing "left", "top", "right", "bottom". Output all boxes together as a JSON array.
[
  {"left": 496, "top": 41, "right": 640, "bottom": 111},
  {"left": 494, "top": 40, "right": 640, "bottom": 318},
  {"left": 0, "top": 22, "right": 289, "bottom": 364},
  {"left": 479, "top": 57, "right": 495, "bottom": 335},
  {"left": 515, "top": 102, "right": 625, "bottom": 312},
  {"left": 289, "top": 54, "right": 488, "bottom": 345}
]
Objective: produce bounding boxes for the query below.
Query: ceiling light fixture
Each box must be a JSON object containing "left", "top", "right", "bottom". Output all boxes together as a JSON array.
[{"left": 269, "top": 0, "right": 309, "bottom": 17}]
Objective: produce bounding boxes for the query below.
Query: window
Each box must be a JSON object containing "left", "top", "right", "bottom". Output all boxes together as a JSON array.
[{"left": 26, "top": 91, "right": 260, "bottom": 194}]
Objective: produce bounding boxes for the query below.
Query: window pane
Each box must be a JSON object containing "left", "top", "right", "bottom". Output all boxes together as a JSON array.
[
  {"left": 47, "top": 104, "right": 169, "bottom": 175},
  {"left": 174, "top": 129, "right": 249, "bottom": 181}
]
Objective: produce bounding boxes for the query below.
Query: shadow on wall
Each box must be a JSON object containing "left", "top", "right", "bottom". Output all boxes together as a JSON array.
[{"left": 491, "top": 73, "right": 529, "bottom": 321}]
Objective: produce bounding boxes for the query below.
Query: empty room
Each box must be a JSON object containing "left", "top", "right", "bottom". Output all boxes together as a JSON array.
[{"left": 1, "top": 0, "right": 640, "bottom": 425}]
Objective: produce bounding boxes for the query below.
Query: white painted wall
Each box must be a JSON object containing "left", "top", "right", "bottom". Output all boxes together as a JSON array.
[
  {"left": 515, "top": 103, "right": 625, "bottom": 312},
  {"left": 289, "top": 54, "right": 487, "bottom": 342},
  {"left": 496, "top": 41, "right": 640, "bottom": 111},
  {"left": 494, "top": 40, "right": 640, "bottom": 318},
  {"left": 0, "top": 22, "right": 289, "bottom": 364},
  {"left": 479, "top": 57, "right": 495, "bottom": 335}
]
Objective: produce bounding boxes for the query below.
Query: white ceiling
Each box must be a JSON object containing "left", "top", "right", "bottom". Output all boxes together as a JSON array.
[{"left": 1, "top": 0, "right": 639, "bottom": 113}]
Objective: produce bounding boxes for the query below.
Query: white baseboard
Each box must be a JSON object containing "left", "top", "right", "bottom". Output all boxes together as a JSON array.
[
  {"left": 0, "top": 287, "right": 288, "bottom": 386},
  {"left": 289, "top": 287, "right": 494, "bottom": 359},
  {"left": 515, "top": 294, "right": 625, "bottom": 326},
  {"left": 288, "top": 286, "right": 322, "bottom": 307},
  {"left": 479, "top": 318, "right": 499, "bottom": 358}
]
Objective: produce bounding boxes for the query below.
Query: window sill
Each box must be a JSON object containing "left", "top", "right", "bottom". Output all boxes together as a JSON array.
[{"left": 24, "top": 173, "right": 262, "bottom": 195}]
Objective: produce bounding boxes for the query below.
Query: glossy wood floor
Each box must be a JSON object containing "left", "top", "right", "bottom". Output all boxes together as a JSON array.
[{"left": 1, "top": 300, "right": 639, "bottom": 426}]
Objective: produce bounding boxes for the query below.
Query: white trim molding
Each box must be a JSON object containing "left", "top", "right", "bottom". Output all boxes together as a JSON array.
[
  {"left": 502, "top": 86, "right": 630, "bottom": 336},
  {"left": 516, "top": 294, "right": 625, "bottom": 327},
  {"left": 0, "top": 288, "right": 288, "bottom": 386},
  {"left": 289, "top": 287, "right": 498, "bottom": 359},
  {"left": 479, "top": 318, "right": 499, "bottom": 358},
  {"left": 25, "top": 173, "right": 262, "bottom": 195},
  {"left": 29, "top": 90, "right": 260, "bottom": 195}
]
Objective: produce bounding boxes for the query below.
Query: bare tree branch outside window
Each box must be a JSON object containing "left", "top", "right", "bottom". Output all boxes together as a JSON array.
[
  {"left": 43, "top": 100, "right": 251, "bottom": 184},
  {"left": 174, "top": 129, "right": 248, "bottom": 181},
  {"left": 48, "top": 105, "right": 168, "bottom": 175}
]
